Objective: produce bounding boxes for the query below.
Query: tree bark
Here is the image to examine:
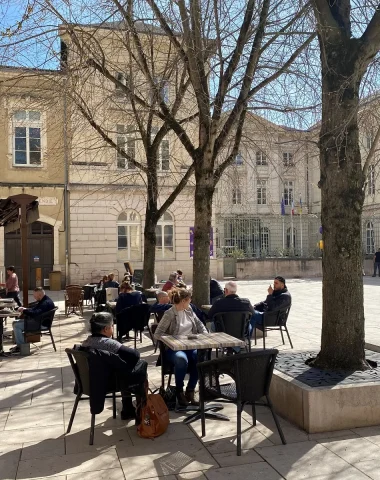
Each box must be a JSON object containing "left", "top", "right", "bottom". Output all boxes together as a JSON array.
[
  {"left": 312, "top": 39, "right": 368, "bottom": 370},
  {"left": 192, "top": 156, "right": 215, "bottom": 306},
  {"left": 143, "top": 207, "right": 158, "bottom": 289}
]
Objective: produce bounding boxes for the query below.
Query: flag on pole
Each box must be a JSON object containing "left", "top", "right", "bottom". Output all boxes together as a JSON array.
[
  {"left": 291, "top": 199, "right": 295, "bottom": 216},
  {"left": 299, "top": 195, "right": 302, "bottom": 214},
  {"left": 281, "top": 196, "right": 285, "bottom": 215}
]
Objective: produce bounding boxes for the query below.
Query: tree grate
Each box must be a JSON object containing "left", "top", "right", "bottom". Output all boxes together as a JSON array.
[{"left": 275, "top": 350, "right": 380, "bottom": 387}]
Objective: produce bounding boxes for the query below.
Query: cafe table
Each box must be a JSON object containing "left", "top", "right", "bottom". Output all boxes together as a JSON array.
[
  {"left": 159, "top": 332, "right": 245, "bottom": 424},
  {"left": 0, "top": 304, "right": 20, "bottom": 356}
]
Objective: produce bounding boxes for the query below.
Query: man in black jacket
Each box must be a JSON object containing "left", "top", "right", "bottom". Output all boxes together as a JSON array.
[
  {"left": 250, "top": 276, "right": 291, "bottom": 333},
  {"left": 10, "top": 287, "right": 55, "bottom": 354},
  {"left": 208, "top": 281, "right": 254, "bottom": 320}
]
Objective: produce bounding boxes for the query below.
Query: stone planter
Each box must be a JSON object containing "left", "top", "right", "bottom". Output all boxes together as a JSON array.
[{"left": 270, "top": 349, "right": 380, "bottom": 433}]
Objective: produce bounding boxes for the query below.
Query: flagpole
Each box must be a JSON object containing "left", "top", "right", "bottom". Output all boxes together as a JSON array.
[
  {"left": 291, "top": 200, "right": 294, "bottom": 251},
  {"left": 282, "top": 216, "right": 285, "bottom": 249}
]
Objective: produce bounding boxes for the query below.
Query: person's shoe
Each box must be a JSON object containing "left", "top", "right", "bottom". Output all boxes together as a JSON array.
[
  {"left": 185, "top": 390, "right": 200, "bottom": 406},
  {"left": 176, "top": 390, "right": 189, "bottom": 407},
  {"left": 372, "top": 275, "right": 376, "bottom": 277},
  {"left": 9, "top": 346, "right": 20, "bottom": 354}
]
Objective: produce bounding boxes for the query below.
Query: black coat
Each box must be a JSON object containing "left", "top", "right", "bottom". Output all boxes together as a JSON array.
[
  {"left": 254, "top": 287, "right": 291, "bottom": 312},
  {"left": 77, "top": 347, "right": 147, "bottom": 414},
  {"left": 208, "top": 294, "right": 254, "bottom": 319}
]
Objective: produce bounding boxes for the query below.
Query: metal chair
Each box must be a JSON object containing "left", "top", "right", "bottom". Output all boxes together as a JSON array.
[
  {"left": 24, "top": 307, "right": 58, "bottom": 351},
  {"left": 152, "top": 310, "right": 165, "bottom": 352},
  {"left": 254, "top": 305, "right": 293, "bottom": 349},
  {"left": 212, "top": 311, "right": 252, "bottom": 354},
  {"left": 65, "top": 348, "right": 129, "bottom": 445},
  {"left": 197, "top": 349, "right": 286, "bottom": 455},
  {"left": 116, "top": 303, "right": 153, "bottom": 349},
  {"left": 65, "top": 286, "right": 84, "bottom": 316}
]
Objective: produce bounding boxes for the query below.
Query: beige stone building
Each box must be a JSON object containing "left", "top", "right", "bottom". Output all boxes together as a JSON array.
[{"left": 0, "top": 67, "right": 67, "bottom": 288}]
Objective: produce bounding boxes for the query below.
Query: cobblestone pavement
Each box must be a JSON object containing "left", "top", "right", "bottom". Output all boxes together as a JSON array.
[{"left": 0, "top": 277, "right": 380, "bottom": 480}]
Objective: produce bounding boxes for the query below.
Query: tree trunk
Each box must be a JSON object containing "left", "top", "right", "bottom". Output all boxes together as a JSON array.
[
  {"left": 312, "top": 43, "right": 367, "bottom": 371},
  {"left": 191, "top": 159, "right": 215, "bottom": 306},
  {"left": 142, "top": 208, "right": 158, "bottom": 289}
]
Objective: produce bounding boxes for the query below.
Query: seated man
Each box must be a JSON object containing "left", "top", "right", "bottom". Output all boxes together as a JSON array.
[
  {"left": 250, "top": 276, "right": 291, "bottom": 333},
  {"left": 10, "top": 287, "right": 55, "bottom": 354},
  {"left": 104, "top": 273, "right": 120, "bottom": 289},
  {"left": 162, "top": 272, "right": 178, "bottom": 292},
  {"left": 208, "top": 282, "right": 254, "bottom": 350},
  {"left": 208, "top": 281, "right": 254, "bottom": 321}
]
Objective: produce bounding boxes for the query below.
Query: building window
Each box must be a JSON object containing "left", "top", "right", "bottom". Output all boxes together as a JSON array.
[
  {"left": 286, "top": 227, "right": 296, "bottom": 249},
  {"left": 283, "top": 181, "right": 294, "bottom": 206},
  {"left": 368, "top": 165, "right": 375, "bottom": 195},
  {"left": 232, "top": 188, "right": 242, "bottom": 205},
  {"left": 256, "top": 150, "right": 267, "bottom": 165},
  {"left": 151, "top": 127, "right": 170, "bottom": 171},
  {"left": 261, "top": 227, "right": 269, "bottom": 253},
  {"left": 257, "top": 180, "right": 267, "bottom": 205},
  {"left": 115, "top": 72, "right": 126, "bottom": 91},
  {"left": 116, "top": 124, "right": 136, "bottom": 169},
  {"left": 156, "top": 212, "right": 174, "bottom": 259},
  {"left": 152, "top": 77, "right": 169, "bottom": 103},
  {"left": 117, "top": 210, "right": 141, "bottom": 260},
  {"left": 235, "top": 153, "right": 243, "bottom": 166},
  {"left": 283, "top": 152, "right": 294, "bottom": 166},
  {"left": 366, "top": 221, "right": 375, "bottom": 254},
  {"left": 13, "top": 110, "right": 41, "bottom": 165}
]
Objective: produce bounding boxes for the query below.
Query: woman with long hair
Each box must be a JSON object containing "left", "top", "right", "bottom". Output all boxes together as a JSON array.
[{"left": 154, "top": 288, "right": 207, "bottom": 407}]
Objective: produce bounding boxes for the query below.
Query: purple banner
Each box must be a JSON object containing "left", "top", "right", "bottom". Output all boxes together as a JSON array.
[{"left": 189, "top": 227, "right": 213, "bottom": 257}]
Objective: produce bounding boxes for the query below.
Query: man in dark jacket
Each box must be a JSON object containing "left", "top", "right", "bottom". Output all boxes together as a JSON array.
[
  {"left": 10, "top": 287, "right": 55, "bottom": 353},
  {"left": 250, "top": 276, "right": 291, "bottom": 333},
  {"left": 208, "top": 281, "right": 254, "bottom": 320}
]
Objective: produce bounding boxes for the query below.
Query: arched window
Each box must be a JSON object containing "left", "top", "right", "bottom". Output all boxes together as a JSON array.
[
  {"left": 232, "top": 188, "right": 242, "bottom": 205},
  {"left": 261, "top": 227, "right": 270, "bottom": 254},
  {"left": 156, "top": 212, "right": 174, "bottom": 259},
  {"left": 286, "top": 227, "right": 296, "bottom": 250},
  {"left": 366, "top": 221, "right": 375, "bottom": 254},
  {"left": 117, "top": 210, "right": 141, "bottom": 260}
]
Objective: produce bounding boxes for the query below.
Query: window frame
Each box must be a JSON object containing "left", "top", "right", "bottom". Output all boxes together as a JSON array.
[
  {"left": 283, "top": 152, "right": 294, "bottom": 167},
  {"left": 256, "top": 150, "right": 267, "bottom": 166},
  {"left": 116, "top": 124, "right": 136, "bottom": 170},
  {"left": 12, "top": 110, "right": 43, "bottom": 167},
  {"left": 257, "top": 180, "right": 267, "bottom": 205},
  {"left": 283, "top": 181, "right": 294, "bottom": 206},
  {"left": 368, "top": 164, "right": 375, "bottom": 196},
  {"left": 155, "top": 212, "right": 175, "bottom": 260},
  {"left": 116, "top": 210, "right": 141, "bottom": 261},
  {"left": 232, "top": 187, "right": 242, "bottom": 205},
  {"left": 366, "top": 221, "right": 375, "bottom": 254},
  {"left": 151, "top": 127, "right": 170, "bottom": 171}
]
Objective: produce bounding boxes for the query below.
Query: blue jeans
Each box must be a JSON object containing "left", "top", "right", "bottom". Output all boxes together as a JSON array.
[
  {"left": 13, "top": 320, "right": 25, "bottom": 345},
  {"left": 249, "top": 311, "right": 264, "bottom": 336},
  {"left": 374, "top": 262, "right": 380, "bottom": 276},
  {"left": 166, "top": 349, "right": 198, "bottom": 391}
]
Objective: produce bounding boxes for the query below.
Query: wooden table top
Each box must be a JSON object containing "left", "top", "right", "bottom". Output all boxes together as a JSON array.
[
  {"left": 200, "top": 304, "right": 212, "bottom": 312},
  {"left": 107, "top": 301, "right": 116, "bottom": 307},
  {"left": 160, "top": 332, "right": 245, "bottom": 351}
]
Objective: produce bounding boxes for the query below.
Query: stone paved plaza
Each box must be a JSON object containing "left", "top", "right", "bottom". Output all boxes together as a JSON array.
[{"left": 1, "top": 277, "right": 380, "bottom": 479}]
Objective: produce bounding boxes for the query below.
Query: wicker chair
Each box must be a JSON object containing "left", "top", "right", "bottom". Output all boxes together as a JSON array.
[
  {"left": 65, "top": 286, "right": 84, "bottom": 316},
  {"left": 254, "top": 305, "right": 293, "bottom": 349},
  {"left": 116, "top": 303, "right": 153, "bottom": 349},
  {"left": 24, "top": 307, "right": 58, "bottom": 351},
  {"left": 197, "top": 349, "right": 286, "bottom": 455}
]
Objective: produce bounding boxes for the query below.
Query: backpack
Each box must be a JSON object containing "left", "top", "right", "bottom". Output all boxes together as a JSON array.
[{"left": 137, "top": 389, "right": 170, "bottom": 438}]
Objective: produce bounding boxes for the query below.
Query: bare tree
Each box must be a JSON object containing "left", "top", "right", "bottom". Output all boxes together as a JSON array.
[{"left": 310, "top": 1, "right": 380, "bottom": 370}]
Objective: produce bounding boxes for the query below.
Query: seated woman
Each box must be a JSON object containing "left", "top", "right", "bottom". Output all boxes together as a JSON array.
[
  {"left": 116, "top": 282, "right": 143, "bottom": 314},
  {"left": 81, "top": 312, "right": 147, "bottom": 420},
  {"left": 97, "top": 275, "right": 108, "bottom": 290},
  {"left": 154, "top": 288, "right": 207, "bottom": 407}
]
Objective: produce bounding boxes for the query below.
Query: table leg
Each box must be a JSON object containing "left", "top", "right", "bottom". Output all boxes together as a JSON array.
[{"left": 182, "top": 403, "right": 230, "bottom": 424}]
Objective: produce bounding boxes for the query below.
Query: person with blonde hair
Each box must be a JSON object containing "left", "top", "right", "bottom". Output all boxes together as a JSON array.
[{"left": 154, "top": 288, "right": 207, "bottom": 407}]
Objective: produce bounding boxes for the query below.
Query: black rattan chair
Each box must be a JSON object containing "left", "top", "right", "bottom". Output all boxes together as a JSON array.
[
  {"left": 212, "top": 311, "right": 252, "bottom": 354},
  {"left": 254, "top": 305, "right": 293, "bottom": 349},
  {"left": 116, "top": 303, "right": 153, "bottom": 349},
  {"left": 152, "top": 311, "right": 165, "bottom": 353},
  {"left": 65, "top": 348, "right": 133, "bottom": 445},
  {"left": 24, "top": 307, "right": 58, "bottom": 351},
  {"left": 197, "top": 349, "right": 286, "bottom": 455}
]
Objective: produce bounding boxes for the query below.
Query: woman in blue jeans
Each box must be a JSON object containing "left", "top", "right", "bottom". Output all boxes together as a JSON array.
[{"left": 154, "top": 288, "right": 208, "bottom": 407}]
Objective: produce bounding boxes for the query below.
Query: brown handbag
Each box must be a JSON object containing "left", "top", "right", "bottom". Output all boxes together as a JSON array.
[{"left": 137, "top": 387, "right": 170, "bottom": 438}]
